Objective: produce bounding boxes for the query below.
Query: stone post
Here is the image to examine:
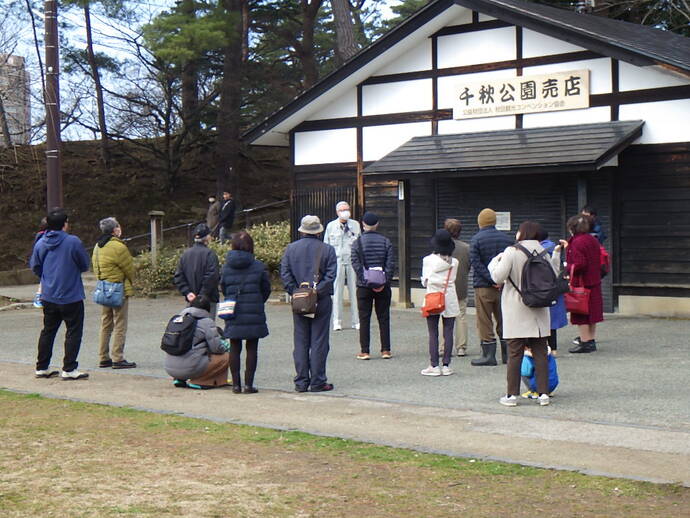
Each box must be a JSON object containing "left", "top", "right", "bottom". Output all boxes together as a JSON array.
[{"left": 149, "top": 211, "right": 165, "bottom": 265}]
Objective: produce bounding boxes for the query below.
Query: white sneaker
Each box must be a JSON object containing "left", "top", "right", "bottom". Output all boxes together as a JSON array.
[
  {"left": 441, "top": 366, "right": 453, "bottom": 376},
  {"left": 499, "top": 395, "right": 517, "bottom": 407},
  {"left": 420, "top": 366, "right": 441, "bottom": 376},
  {"left": 333, "top": 323, "right": 342, "bottom": 331},
  {"left": 61, "top": 369, "right": 89, "bottom": 381},
  {"left": 538, "top": 394, "right": 550, "bottom": 406},
  {"left": 353, "top": 323, "right": 360, "bottom": 330}
]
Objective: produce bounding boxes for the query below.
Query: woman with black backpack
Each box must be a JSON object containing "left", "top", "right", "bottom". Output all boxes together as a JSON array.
[
  {"left": 488, "top": 221, "right": 563, "bottom": 408},
  {"left": 220, "top": 231, "right": 272, "bottom": 394}
]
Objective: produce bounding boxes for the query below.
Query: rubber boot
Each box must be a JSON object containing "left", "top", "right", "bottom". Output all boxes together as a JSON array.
[
  {"left": 500, "top": 340, "right": 508, "bottom": 364},
  {"left": 471, "top": 340, "right": 498, "bottom": 366}
]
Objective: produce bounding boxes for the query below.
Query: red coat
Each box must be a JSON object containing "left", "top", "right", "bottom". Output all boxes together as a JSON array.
[{"left": 567, "top": 233, "right": 601, "bottom": 288}]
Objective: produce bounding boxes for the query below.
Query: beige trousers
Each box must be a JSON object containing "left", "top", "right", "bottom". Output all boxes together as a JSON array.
[
  {"left": 439, "top": 299, "right": 468, "bottom": 356},
  {"left": 99, "top": 297, "right": 129, "bottom": 363},
  {"left": 475, "top": 287, "right": 503, "bottom": 342},
  {"left": 454, "top": 298, "right": 468, "bottom": 352},
  {"left": 190, "top": 353, "right": 230, "bottom": 387}
]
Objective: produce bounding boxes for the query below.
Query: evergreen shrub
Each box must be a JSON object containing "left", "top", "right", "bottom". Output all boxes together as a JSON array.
[{"left": 133, "top": 220, "right": 290, "bottom": 296}]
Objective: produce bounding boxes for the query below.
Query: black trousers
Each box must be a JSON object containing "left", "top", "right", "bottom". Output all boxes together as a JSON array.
[
  {"left": 36, "top": 300, "right": 84, "bottom": 372},
  {"left": 356, "top": 286, "right": 391, "bottom": 353},
  {"left": 293, "top": 295, "right": 332, "bottom": 390}
]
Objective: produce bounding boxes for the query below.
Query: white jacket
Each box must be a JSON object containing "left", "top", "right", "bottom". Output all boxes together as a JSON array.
[
  {"left": 323, "top": 218, "right": 361, "bottom": 264},
  {"left": 488, "top": 240, "right": 562, "bottom": 339},
  {"left": 421, "top": 253, "right": 460, "bottom": 318}
]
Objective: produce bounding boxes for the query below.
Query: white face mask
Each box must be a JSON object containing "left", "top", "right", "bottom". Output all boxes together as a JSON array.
[{"left": 338, "top": 210, "right": 350, "bottom": 221}]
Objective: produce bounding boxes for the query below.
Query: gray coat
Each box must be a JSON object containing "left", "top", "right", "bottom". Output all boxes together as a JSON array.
[
  {"left": 451, "top": 238, "right": 470, "bottom": 301},
  {"left": 164, "top": 306, "right": 226, "bottom": 380}
]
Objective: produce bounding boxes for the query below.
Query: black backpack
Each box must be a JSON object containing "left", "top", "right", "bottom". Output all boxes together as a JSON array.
[
  {"left": 508, "top": 244, "right": 568, "bottom": 308},
  {"left": 161, "top": 313, "right": 199, "bottom": 356}
]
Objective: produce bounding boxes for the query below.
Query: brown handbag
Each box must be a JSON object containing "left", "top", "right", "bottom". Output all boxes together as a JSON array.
[
  {"left": 564, "top": 266, "right": 591, "bottom": 315},
  {"left": 421, "top": 267, "right": 452, "bottom": 318},
  {"left": 291, "top": 244, "right": 324, "bottom": 316}
]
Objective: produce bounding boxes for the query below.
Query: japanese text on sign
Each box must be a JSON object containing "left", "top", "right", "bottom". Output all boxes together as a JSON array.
[{"left": 453, "top": 70, "right": 590, "bottom": 120}]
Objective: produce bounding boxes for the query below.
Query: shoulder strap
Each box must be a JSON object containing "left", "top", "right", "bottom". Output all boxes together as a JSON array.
[
  {"left": 312, "top": 243, "right": 324, "bottom": 287},
  {"left": 360, "top": 233, "right": 369, "bottom": 269},
  {"left": 95, "top": 246, "right": 102, "bottom": 280},
  {"left": 442, "top": 263, "right": 452, "bottom": 294}
]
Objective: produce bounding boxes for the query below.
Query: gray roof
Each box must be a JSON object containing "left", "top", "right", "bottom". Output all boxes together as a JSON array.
[
  {"left": 457, "top": 0, "right": 690, "bottom": 72},
  {"left": 363, "top": 120, "right": 644, "bottom": 176}
]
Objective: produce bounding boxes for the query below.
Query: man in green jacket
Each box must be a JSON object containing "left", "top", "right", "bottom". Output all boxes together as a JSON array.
[{"left": 92, "top": 217, "right": 137, "bottom": 369}]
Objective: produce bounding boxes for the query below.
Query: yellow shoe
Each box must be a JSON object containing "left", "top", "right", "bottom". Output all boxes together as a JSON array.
[{"left": 521, "top": 390, "right": 538, "bottom": 400}]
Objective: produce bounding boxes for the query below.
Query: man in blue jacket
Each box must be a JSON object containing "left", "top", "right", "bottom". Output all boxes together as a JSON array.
[
  {"left": 30, "top": 208, "right": 91, "bottom": 380},
  {"left": 280, "top": 215, "right": 337, "bottom": 392},
  {"left": 469, "top": 208, "right": 513, "bottom": 367}
]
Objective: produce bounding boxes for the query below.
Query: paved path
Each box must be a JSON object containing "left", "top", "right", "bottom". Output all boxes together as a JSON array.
[{"left": 1, "top": 286, "right": 689, "bottom": 485}]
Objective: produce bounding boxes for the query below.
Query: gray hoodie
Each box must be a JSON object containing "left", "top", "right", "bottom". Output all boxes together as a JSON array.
[{"left": 164, "top": 306, "right": 226, "bottom": 380}]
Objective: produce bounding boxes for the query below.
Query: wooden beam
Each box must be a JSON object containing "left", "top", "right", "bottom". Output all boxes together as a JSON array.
[{"left": 397, "top": 180, "right": 412, "bottom": 308}]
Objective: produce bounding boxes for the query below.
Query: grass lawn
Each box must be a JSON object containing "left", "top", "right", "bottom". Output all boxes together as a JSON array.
[{"left": 0, "top": 390, "right": 687, "bottom": 517}]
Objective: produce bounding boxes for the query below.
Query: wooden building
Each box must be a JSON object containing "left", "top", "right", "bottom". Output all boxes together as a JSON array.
[{"left": 244, "top": 0, "right": 690, "bottom": 316}]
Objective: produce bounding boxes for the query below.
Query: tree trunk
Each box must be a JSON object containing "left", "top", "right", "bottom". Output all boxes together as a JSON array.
[
  {"left": 299, "top": 0, "right": 323, "bottom": 88},
  {"left": 215, "top": 0, "right": 246, "bottom": 198},
  {"left": 84, "top": 2, "right": 109, "bottom": 166},
  {"left": 0, "top": 94, "right": 12, "bottom": 147},
  {"left": 331, "top": 0, "right": 358, "bottom": 65},
  {"left": 180, "top": 0, "right": 200, "bottom": 136}
]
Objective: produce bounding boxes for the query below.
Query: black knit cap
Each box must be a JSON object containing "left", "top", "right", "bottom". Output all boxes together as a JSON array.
[
  {"left": 430, "top": 229, "right": 455, "bottom": 256},
  {"left": 362, "top": 212, "right": 379, "bottom": 226}
]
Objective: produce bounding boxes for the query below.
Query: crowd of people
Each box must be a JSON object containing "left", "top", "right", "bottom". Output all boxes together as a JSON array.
[{"left": 28, "top": 199, "right": 606, "bottom": 407}]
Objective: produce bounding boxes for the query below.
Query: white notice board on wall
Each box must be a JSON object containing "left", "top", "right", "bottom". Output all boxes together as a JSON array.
[
  {"left": 495, "top": 212, "right": 511, "bottom": 231},
  {"left": 453, "top": 69, "right": 590, "bottom": 119}
]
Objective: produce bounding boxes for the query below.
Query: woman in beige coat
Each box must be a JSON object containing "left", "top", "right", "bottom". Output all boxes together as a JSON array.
[{"left": 489, "top": 221, "right": 562, "bottom": 407}]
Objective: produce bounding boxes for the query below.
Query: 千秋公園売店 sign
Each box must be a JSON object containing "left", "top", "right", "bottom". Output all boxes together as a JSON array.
[{"left": 453, "top": 69, "right": 590, "bottom": 120}]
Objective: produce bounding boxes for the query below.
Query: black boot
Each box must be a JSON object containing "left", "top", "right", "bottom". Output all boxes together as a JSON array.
[
  {"left": 471, "top": 340, "right": 498, "bottom": 366},
  {"left": 568, "top": 339, "right": 596, "bottom": 353},
  {"left": 230, "top": 369, "right": 242, "bottom": 393},
  {"left": 500, "top": 340, "right": 508, "bottom": 364}
]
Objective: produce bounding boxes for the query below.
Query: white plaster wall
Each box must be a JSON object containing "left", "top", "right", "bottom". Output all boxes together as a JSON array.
[
  {"left": 438, "top": 115, "right": 515, "bottom": 135},
  {"left": 619, "top": 100, "right": 690, "bottom": 144},
  {"left": 438, "top": 69, "right": 518, "bottom": 109},
  {"left": 294, "top": 129, "right": 357, "bottom": 165},
  {"left": 478, "top": 13, "right": 497, "bottom": 22},
  {"left": 524, "top": 58, "right": 612, "bottom": 94},
  {"left": 522, "top": 29, "right": 586, "bottom": 58},
  {"left": 437, "top": 27, "right": 516, "bottom": 68},
  {"left": 373, "top": 39, "right": 432, "bottom": 75},
  {"left": 446, "top": 8, "right": 473, "bottom": 26},
  {"left": 523, "top": 106, "right": 610, "bottom": 128},
  {"left": 363, "top": 122, "right": 431, "bottom": 161},
  {"left": 619, "top": 62, "right": 690, "bottom": 91},
  {"left": 306, "top": 88, "right": 357, "bottom": 120},
  {"left": 362, "top": 79, "right": 432, "bottom": 115}
]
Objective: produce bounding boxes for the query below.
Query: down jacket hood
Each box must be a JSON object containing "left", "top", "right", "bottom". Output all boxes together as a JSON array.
[
  {"left": 226, "top": 249, "right": 254, "bottom": 269},
  {"left": 42, "top": 230, "right": 68, "bottom": 250}
]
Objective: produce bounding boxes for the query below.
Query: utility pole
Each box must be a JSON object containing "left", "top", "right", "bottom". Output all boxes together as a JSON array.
[{"left": 44, "top": 0, "right": 62, "bottom": 210}]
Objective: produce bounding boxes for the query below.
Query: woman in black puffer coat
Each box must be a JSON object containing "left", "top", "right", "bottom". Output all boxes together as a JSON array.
[{"left": 220, "top": 231, "right": 271, "bottom": 394}]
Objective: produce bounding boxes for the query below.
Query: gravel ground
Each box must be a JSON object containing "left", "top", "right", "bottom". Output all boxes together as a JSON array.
[{"left": 1, "top": 294, "right": 688, "bottom": 431}]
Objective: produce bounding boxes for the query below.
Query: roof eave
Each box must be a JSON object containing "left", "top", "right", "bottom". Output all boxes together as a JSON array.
[{"left": 242, "top": 0, "right": 456, "bottom": 144}]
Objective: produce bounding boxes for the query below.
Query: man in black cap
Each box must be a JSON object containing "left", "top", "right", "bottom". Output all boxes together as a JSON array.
[
  {"left": 174, "top": 223, "right": 220, "bottom": 318},
  {"left": 351, "top": 212, "right": 395, "bottom": 360}
]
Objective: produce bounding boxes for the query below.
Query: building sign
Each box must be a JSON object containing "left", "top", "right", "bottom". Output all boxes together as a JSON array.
[
  {"left": 495, "top": 212, "right": 511, "bottom": 231},
  {"left": 453, "top": 69, "right": 590, "bottom": 120}
]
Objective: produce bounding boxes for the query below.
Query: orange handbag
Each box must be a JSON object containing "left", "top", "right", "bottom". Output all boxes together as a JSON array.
[{"left": 421, "top": 268, "right": 452, "bottom": 318}]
